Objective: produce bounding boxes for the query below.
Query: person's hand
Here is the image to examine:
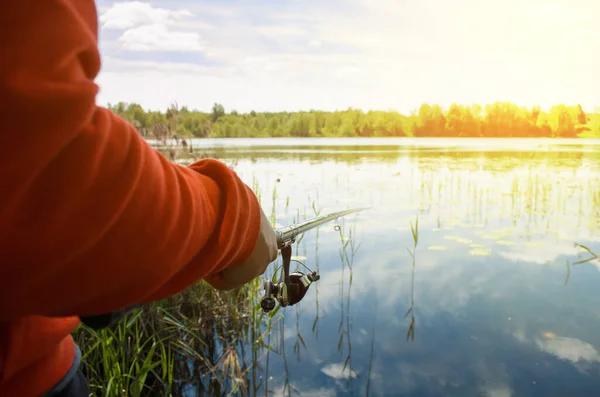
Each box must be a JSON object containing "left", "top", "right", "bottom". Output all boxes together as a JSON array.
[{"left": 207, "top": 207, "right": 278, "bottom": 290}]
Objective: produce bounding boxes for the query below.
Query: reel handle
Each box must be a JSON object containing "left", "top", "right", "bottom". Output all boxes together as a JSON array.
[{"left": 260, "top": 280, "right": 277, "bottom": 312}]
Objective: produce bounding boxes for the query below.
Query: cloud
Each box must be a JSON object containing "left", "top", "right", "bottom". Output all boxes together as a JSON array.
[
  {"left": 482, "top": 387, "right": 513, "bottom": 397},
  {"left": 101, "top": 56, "right": 211, "bottom": 74},
  {"left": 255, "top": 25, "right": 307, "bottom": 38},
  {"left": 500, "top": 242, "right": 576, "bottom": 265},
  {"left": 511, "top": 328, "right": 600, "bottom": 373},
  {"left": 96, "top": 0, "right": 600, "bottom": 112},
  {"left": 100, "top": 1, "right": 193, "bottom": 29},
  {"left": 118, "top": 24, "right": 202, "bottom": 52},
  {"left": 100, "top": 1, "right": 203, "bottom": 52},
  {"left": 271, "top": 385, "right": 337, "bottom": 397},
  {"left": 500, "top": 240, "right": 600, "bottom": 272},
  {"left": 294, "top": 241, "right": 498, "bottom": 320},
  {"left": 536, "top": 336, "right": 600, "bottom": 364},
  {"left": 321, "top": 362, "right": 359, "bottom": 379}
]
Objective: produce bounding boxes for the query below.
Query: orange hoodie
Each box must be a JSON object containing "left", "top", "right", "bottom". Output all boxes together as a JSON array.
[{"left": 0, "top": 1, "right": 261, "bottom": 396}]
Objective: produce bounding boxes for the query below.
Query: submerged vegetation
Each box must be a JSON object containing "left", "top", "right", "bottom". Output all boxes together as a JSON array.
[{"left": 108, "top": 101, "right": 600, "bottom": 139}]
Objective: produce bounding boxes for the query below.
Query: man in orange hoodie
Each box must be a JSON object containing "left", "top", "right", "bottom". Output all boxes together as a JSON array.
[{"left": 0, "top": 0, "right": 279, "bottom": 396}]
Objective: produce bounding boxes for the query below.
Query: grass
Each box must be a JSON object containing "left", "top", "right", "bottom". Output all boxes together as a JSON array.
[
  {"left": 73, "top": 278, "right": 268, "bottom": 396},
  {"left": 73, "top": 146, "right": 283, "bottom": 397}
]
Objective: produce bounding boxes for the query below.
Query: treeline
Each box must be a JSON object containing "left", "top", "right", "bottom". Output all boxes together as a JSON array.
[{"left": 107, "top": 101, "right": 600, "bottom": 140}]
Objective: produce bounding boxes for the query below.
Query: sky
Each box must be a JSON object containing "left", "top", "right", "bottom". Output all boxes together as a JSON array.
[{"left": 95, "top": 0, "right": 600, "bottom": 114}]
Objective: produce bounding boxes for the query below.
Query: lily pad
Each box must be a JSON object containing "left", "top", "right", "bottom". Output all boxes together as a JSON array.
[
  {"left": 428, "top": 245, "right": 448, "bottom": 251},
  {"left": 469, "top": 248, "right": 491, "bottom": 256},
  {"left": 482, "top": 234, "right": 505, "bottom": 240},
  {"left": 290, "top": 256, "right": 307, "bottom": 261},
  {"left": 456, "top": 237, "right": 473, "bottom": 244}
]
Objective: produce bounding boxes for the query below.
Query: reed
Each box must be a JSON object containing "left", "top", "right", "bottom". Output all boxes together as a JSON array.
[
  {"left": 72, "top": 146, "right": 354, "bottom": 396},
  {"left": 73, "top": 276, "right": 270, "bottom": 396},
  {"left": 73, "top": 149, "right": 283, "bottom": 396},
  {"left": 404, "top": 216, "right": 419, "bottom": 342}
]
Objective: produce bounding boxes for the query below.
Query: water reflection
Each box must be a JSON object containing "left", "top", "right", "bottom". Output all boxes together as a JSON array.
[{"left": 163, "top": 139, "right": 600, "bottom": 396}]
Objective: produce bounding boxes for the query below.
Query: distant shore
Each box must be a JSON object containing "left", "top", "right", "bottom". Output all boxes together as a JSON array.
[
  {"left": 109, "top": 101, "right": 600, "bottom": 140},
  {"left": 147, "top": 137, "right": 600, "bottom": 156}
]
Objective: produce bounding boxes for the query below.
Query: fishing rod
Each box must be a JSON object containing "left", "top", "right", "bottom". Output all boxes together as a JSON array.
[
  {"left": 260, "top": 206, "right": 369, "bottom": 313},
  {"left": 80, "top": 206, "right": 368, "bottom": 328}
]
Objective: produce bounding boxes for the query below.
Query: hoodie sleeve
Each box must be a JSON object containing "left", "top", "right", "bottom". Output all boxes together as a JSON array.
[{"left": 0, "top": 0, "right": 261, "bottom": 320}]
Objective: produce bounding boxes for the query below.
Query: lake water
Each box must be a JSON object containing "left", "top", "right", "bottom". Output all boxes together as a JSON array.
[{"left": 162, "top": 138, "right": 600, "bottom": 397}]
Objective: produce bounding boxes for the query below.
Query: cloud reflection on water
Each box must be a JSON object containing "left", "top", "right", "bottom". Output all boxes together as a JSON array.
[
  {"left": 215, "top": 141, "right": 600, "bottom": 396},
  {"left": 536, "top": 336, "right": 600, "bottom": 365}
]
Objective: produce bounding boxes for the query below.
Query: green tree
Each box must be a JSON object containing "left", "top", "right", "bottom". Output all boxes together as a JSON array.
[
  {"left": 103, "top": 101, "right": 600, "bottom": 140},
  {"left": 211, "top": 103, "right": 225, "bottom": 123}
]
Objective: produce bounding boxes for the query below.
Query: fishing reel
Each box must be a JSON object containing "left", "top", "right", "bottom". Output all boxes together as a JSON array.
[{"left": 260, "top": 243, "right": 320, "bottom": 313}]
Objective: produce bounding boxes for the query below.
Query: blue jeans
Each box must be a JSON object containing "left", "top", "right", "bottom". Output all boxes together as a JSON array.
[
  {"left": 42, "top": 344, "right": 89, "bottom": 397},
  {"left": 44, "top": 370, "right": 89, "bottom": 397}
]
